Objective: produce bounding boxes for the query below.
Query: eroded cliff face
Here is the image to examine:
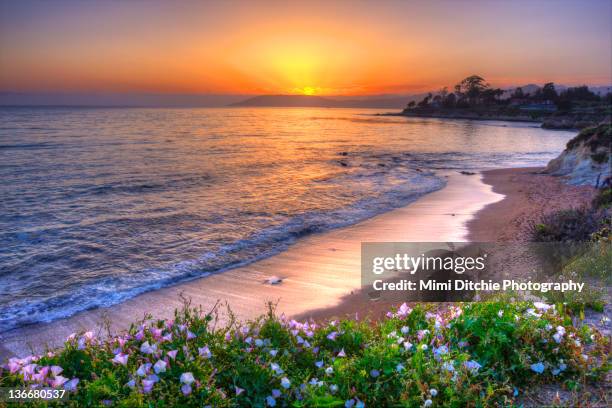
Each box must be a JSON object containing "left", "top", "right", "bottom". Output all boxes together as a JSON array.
[{"left": 545, "top": 123, "right": 611, "bottom": 186}]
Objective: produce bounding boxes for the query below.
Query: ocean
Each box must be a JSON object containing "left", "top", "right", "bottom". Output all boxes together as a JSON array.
[{"left": 0, "top": 107, "right": 574, "bottom": 331}]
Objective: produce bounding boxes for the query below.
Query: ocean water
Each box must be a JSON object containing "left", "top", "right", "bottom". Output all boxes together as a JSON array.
[{"left": 0, "top": 107, "right": 574, "bottom": 331}]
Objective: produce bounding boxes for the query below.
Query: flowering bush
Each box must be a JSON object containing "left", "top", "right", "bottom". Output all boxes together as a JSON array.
[{"left": 1, "top": 301, "right": 608, "bottom": 407}]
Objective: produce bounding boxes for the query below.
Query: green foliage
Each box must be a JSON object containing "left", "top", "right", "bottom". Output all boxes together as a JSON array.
[
  {"left": 0, "top": 302, "right": 607, "bottom": 407},
  {"left": 592, "top": 187, "right": 612, "bottom": 209},
  {"left": 529, "top": 208, "right": 602, "bottom": 242}
]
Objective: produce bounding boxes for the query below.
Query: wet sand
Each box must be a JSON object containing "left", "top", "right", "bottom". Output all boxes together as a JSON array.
[
  {"left": 0, "top": 171, "right": 502, "bottom": 358},
  {"left": 299, "top": 167, "right": 596, "bottom": 323}
]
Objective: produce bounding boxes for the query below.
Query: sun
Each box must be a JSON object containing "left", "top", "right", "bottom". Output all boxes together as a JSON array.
[{"left": 289, "top": 86, "right": 319, "bottom": 95}]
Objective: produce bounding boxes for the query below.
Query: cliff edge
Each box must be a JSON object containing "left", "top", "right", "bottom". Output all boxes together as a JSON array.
[{"left": 545, "top": 123, "right": 611, "bottom": 186}]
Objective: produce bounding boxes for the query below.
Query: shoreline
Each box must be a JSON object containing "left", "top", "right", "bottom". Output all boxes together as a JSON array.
[
  {"left": 0, "top": 171, "right": 501, "bottom": 358},
  {"left": 0, "top": 167, "right": 597, "bottom": 359},
  {"left": 381, "top": 111, "right": 542, "bottom": 124}
]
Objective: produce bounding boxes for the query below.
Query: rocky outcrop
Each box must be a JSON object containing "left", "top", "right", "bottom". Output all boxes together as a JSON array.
[{"left": 545, "top": 123, "right": 611, "bottom": 186}]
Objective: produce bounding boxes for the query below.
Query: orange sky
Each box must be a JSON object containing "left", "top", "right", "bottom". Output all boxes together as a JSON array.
[{"left": 0, "top": 1, "right": 610, "bottom": 95}]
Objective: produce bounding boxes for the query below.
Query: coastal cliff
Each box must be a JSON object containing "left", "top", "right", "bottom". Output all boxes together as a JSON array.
[{"left": 545, "top": 123, "right": 611, "bottom": 186}]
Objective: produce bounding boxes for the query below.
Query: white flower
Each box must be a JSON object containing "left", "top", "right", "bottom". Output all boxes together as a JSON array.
[
  {"left": 153, "top": 360, "right": 167, "bottom": 374},
  {"left": 533, "top": 302, "right": 552, "bottom": 311},
  {"left": 424, "top": 399, "right": 433, "bottom": 407},
  {"left": 270, "top": 363, "right": 284, "bottom": 374},
  {"left": 421, "top": 344, "right": 428, "bottom": 351},
  {"left": 140, "top": 341, "right": 157, "bottom": 354},
  {"left": 112, "top": 353, "right": 128, "bottom": 366},
  {"left": 401, "top": 326, "right": 410, "bottom": 334},
  {"left": 180, "top": 372, "right": 195, "bottom": 384},
  {"left": 136, "top": 363, "right": 151, "bottom": 377},
  {"left": 325, "top": 366, "right": 334, "bottom": 375},
  {"left": 553, "top": 332, "right": 564, "bottom": 343},
  {"left": 270, "top": 349, "right": 278, "bottom": 357},
  {"left": 280, "top": 377, "right": 291, "bottom": 389},
  {"left": 430, "top": 388, "right": 438, "bottom": 397},
  {"left": 330, "top": 384, "right": 338, "bottom": 393}
]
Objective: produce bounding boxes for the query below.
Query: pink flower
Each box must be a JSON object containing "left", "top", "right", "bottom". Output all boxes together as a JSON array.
[
  {"left": 112, "top": 353, "right": 129, "bottom": 366},
  {"left": 83, "top": 331, "right": 95, "bottom": 341},
  {"left": 167, "top": 350, "right": 178, "bottom": 360},
  {"left": 327, "top": 331, "right": 338, "bottom": 341},
  {"left": 181, "top": 384, "right": 192, "bottom": 395},
  {"left": 186, "top": 331, "right": 196, "bottom": 340},
  {"left": 8, "top": 359, "right": 21, "bottom": 374},
  {"left": 142, "top": 379, "right": 155, "bottom": 394},
  {"left": 198, "top": 346, "right": 212, "bottom": 359},
  {"left": 337, "top": 348, "right": 346, "bottom": 357},
  {"left": 51, "top": 375, "right": 68, "bottom": 388},
  {"left": 32, "top": 372, "right": 47, "bottom": 383},
  {"left": 21, "top": 364, "right": 37, "bottom": 381},
  {"left": 151, "top": 328, "right": 162, "bottom": 339},
  {"left": 396, "top": 303, "right": 412, "bottom": 318},
  {"left": 235, "top": 386, "right": 245, "bottom": 395},
  {"left": 135, "top": 330, "right": 145, "bottom": 341},
  {"left": 162, "top": 333, "right": 172, "bottom": 342}
]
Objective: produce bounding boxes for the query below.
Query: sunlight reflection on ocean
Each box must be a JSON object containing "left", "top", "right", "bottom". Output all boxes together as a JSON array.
[{"left": 0, "top": 107, "right": 574, "bottom": 330}]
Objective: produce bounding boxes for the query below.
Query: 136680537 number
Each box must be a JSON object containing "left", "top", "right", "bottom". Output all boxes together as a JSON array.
[{"left": 1, "top": 387, "right": 68, "bottom": 401}]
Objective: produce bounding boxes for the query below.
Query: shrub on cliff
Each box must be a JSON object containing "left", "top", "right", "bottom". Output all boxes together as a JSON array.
[
  {"left": 0, "top": 302, "right": 608, "bottom": 407},
  {"left": 530, "top": 208, "right": 601, "bottom": 242},
  {"left": 592, "top": 187, "right": 612, "bottom": 209}
]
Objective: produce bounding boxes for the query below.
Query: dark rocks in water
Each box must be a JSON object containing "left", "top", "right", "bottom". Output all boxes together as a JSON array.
[
  {"left": 378, "top": 163, "right": 386, "bottom": 167},
  {"left": 338, "top": 161, "right": 348, "bottom": 167},
  {"left": 415, "top": 168, "right": 423, "bottom": 172},
  {"left": 459, "top": 171, "right": 477, "bottom": 175},
  {"left": 338, "top": 151, "right": 349, "bottom": 156}
]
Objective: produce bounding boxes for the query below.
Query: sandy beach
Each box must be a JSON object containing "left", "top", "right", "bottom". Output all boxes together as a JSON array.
[{"left": 0, "top": 168, "right": 596, "bottom": 359}]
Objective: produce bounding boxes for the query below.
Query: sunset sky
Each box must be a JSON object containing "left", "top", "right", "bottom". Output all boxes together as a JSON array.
[{"left": 0, "top": 0, "right": 610, "bottom": 96}]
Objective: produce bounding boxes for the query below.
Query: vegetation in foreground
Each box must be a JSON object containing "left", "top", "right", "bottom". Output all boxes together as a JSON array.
[{"left": 0, "top": 300, "right": 609, "bottom": 407}]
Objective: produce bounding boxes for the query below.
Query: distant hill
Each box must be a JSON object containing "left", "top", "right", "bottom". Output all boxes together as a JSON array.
[{"left": 229, "top": 94, "right": 411, "bottom": 109}]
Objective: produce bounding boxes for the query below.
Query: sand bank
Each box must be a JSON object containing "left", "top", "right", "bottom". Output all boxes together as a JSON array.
[
  {"left": 0, "top": 171, "right": 502, "bottom": 358},
  {"left": 1, "top": 168, "right": 596, "bottom": 358}
]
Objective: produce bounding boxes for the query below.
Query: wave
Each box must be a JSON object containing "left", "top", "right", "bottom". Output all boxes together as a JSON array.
[{"left": 0, "top": 171, "right": 445, "bottom": 332}]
